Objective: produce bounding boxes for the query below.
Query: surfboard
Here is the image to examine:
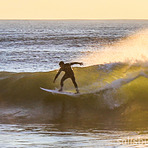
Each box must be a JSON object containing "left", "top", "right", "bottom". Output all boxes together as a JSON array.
[{"left": 40, "top": 87, "right": 78, "bottom": 96}]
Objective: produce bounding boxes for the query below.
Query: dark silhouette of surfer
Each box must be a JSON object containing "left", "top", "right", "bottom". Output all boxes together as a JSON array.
[{"left": 53, "top": 61, "right": 83, "bottom": 93}]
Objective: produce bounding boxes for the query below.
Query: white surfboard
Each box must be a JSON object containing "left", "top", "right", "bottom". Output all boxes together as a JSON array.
[{"left": 40, "top": 87, "right": 78, "bottom": 96}]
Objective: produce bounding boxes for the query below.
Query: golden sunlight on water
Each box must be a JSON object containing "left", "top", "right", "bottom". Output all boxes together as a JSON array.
[
  {"left": 81, "top": 29, "right": 148, "bottom": 66},
  {"left": 0, "top": 124, "right": 148, "bottom": 147}
]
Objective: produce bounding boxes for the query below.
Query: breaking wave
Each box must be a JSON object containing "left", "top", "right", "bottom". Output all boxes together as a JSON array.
[{"left": 1, "top": 63, "right": 148, "bottom": 124}]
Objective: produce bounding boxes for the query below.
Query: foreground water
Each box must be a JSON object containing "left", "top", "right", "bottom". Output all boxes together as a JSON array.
[{"left": 0, "top": 124, "right": 148, "bottom": 148}]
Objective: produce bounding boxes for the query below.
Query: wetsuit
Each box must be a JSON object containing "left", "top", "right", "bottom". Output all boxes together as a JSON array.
[
  {"left": 54, "top": 62, "right": 81, "bottom": 92},
  {"left": 59, "top": 63, "right": 78, "bottom": 89}
]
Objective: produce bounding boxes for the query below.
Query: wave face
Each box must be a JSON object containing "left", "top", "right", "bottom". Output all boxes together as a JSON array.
[{"left": 1, "top": 63, "right": 148, "bottom": 125}]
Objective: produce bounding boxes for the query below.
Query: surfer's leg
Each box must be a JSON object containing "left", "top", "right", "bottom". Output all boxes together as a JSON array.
[
  {"left": 71, "top": 76, "right": 79, "bottom": 93},
  {"left": 59, "top": 75, "right": 68, "bottom": 91}
]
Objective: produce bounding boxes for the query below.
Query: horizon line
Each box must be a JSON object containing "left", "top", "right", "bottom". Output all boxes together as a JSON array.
[{"left": 0, "top": 18, "right": 148, "bottom": 21}]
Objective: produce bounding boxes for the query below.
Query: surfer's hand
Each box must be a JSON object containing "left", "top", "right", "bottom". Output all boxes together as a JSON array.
[{"left": 80, "top": 62, "right": 83, "bottom": 65}]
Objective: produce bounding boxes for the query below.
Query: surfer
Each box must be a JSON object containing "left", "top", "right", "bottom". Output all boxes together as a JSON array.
[{"left": 53, "top": 61, "right": 83, "bottom": 93}]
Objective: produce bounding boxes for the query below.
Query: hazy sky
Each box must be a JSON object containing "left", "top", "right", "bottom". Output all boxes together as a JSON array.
[{"left": 0, "top": 0, "right": 148, "bottom": 19}]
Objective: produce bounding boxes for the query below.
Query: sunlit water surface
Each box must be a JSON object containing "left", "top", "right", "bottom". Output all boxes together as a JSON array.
[{"left": 0, "top": 124, "right": 148, "bottom": 148}]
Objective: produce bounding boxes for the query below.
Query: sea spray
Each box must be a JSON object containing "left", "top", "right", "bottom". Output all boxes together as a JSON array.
[{"left": 80, "top": 29, "right": 148, "bottom": 66}]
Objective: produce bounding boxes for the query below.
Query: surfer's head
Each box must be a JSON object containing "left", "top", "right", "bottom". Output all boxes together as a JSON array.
[{"left": 59, "top": 61, "right": 64, "bottom": 67}]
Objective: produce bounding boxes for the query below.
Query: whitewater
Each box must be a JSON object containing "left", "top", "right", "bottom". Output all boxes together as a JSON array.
[{"left": 1, "top": 20, "right": 148, "bottom": 147}]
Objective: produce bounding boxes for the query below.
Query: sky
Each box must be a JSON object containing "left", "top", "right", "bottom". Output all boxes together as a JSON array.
[{"left": 0, "top": 0, "right": 148, "bottom": 20}]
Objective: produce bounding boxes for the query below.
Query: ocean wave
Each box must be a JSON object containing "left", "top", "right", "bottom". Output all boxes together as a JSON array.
[{"left": 1, "top": 63, "right": 148, "bottom": 124}]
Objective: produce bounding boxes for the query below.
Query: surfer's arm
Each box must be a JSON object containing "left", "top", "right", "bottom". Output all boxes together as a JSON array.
[
  {"left": 53, "top": 69, "right": 62, "bottom": 83},
  {"left": 70, "top": 62, "right": 83, "bottom": 66}
]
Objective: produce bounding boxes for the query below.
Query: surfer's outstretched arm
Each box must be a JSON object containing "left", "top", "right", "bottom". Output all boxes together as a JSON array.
[
  {"left": 53, "top": 69, "right": 62, "bottom": 83},
  {"left": 70, "top": 62, "right": 83, "bottom": 66}
]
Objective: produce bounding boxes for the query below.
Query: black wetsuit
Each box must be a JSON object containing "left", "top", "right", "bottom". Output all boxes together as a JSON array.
[
  {"left": 54, "top": 62, "right": 82, "bottom": 92},
  {"left": 59, "top": 63, "right": 78, "bottom": 89}
]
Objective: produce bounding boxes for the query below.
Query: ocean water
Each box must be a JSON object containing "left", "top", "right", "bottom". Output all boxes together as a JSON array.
[
  {"left": 0, "top": 124, "right": 148, "bottom": 148},
  {"left": 1, "top": 20, "right": 148, "bottom": 72},
  {"left": 1, "top": 20, "right": 148, "bottom": 147}
]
